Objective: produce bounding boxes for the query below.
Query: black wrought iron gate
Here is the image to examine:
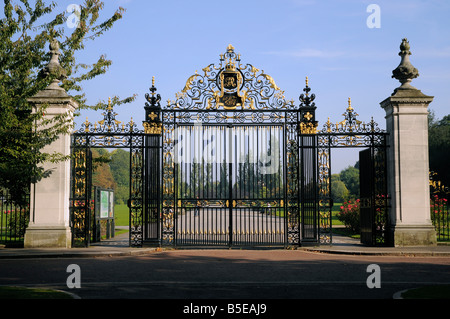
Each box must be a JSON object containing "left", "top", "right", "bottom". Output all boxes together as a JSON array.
[
  {"left": 70, "top": 88, "right": 163, "bottom": 248},
  {"left": 70, "top": 45, "right": 390, "bottom": 248},
  {"left": 70, "top": 99, "right": 149, "bottom": 248},
  {"left": 160, "top": 45, "right": 300, "bottom": 247}
]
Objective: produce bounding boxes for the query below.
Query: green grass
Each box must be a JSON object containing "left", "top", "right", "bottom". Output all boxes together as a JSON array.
[
  {"left": 114, "top": 204, "right": 129, "bottom": 226},
  {"left": 401, "top": 285, "right": 450, "bottom": 299},
  {"left": 0, "top": 286, "right": 75, "bottom": 299},
  {"left": 332, "top": 203, "right": 344, "bottom": 226}
]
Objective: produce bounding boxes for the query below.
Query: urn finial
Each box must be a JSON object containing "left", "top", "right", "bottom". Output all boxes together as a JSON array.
[
  {"left": 391, "top": 38, "right": 419, "bottom": 91},
  {"left": 40, "top": 39, "right": 67, "bottom": 90}
]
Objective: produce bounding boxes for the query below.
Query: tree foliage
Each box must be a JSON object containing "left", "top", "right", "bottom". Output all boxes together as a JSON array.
[
  {"left": 91, "top": 148, "right": 116, "bottom": 190},
  {"left": 331, "top": 174, "right": 349, "bottom": 203},
  {"left": 109, "top": 149, "right": 130, "bottom": 204},
  {"left": 0, "top": 0, "right": 135, "bottom": 203},
  {"left": 429, "top": 112, "right": 450, "bottom": 186},
  {"left": 339, "top": 165, "right": 360, "bottom": 199}
]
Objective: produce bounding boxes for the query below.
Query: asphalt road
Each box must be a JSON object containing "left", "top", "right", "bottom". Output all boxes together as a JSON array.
[{"left": 1, "top": 249, "right": 449, "bottom": 301}]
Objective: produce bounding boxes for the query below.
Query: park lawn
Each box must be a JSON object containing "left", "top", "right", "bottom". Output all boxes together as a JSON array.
[
  {"left": 332, "top": 202, "right": 344, "bottom": 226},
  {"left": 114, "top": 204, "right": 129, "bottom": 226}
]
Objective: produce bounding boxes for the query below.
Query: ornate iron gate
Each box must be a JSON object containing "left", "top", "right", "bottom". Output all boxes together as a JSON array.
[
  {"left": 160, "top": 45, "right": 300, "bottom": 247},
  {"left": 303, "top": 96, "right": 390, "bottom": 246},
  {"left": 70, "top": 45, "right": 390, "bottom": 248},
  {"left": 71, "top": 98, "right": 149, "bottom": 247}
]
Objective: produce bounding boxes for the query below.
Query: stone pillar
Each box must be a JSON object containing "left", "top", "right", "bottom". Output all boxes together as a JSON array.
[
  {"left": 24, "top": 40, "right": 78, "bottom": 248},
  {"left": 380, "top": 38, "right": 437, "bottom": 246}
]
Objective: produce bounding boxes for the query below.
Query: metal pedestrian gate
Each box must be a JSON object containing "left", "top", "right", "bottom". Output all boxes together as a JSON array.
[{"left": 70, "top": 45, "right": 390, "bottom": 248}]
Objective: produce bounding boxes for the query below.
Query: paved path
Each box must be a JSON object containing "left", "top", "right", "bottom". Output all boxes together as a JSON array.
[
  {"left": 1, "top": 244, "right": 449, "bottom": 301},
  {"left": 0, "top": 229, "right": 449, "bottom": 305}
]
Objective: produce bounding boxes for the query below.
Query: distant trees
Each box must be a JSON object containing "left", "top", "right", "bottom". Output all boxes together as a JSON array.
[
  {"left": 92, "top": 149, "right": 129, "bottom": 204},
  {"left": 92, "top": 149, "right": 116, "bottom": 190},
  {"left": 109, "top": 149, "right": 130, "bottom": 204},
  {"left": 331, "top": 176, "right": 349, "bottom": 203},
  {"left": 331, "top": 164, "right": 360, "bottom": 203},
  {"left": 429, "top": 112, "right": 450, "bottom": 187}
]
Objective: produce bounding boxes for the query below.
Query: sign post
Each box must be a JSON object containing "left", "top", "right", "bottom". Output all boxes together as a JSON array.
[{"left": 94, "top": 187, "right": 115, "bottom": 241}]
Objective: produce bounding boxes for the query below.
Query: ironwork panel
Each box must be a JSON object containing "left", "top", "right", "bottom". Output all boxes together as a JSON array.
[
  {"left": 70, "top": 147, "right": 92, "bottom": 247},
  {"left": 359, "top": 146, "right": 389, "bottom": 246},
  {"left": 359, "top": 148, "right": 374, "bottom": 245},
  {"left": 130, "top": 140, "right": 144, "bottom": 247},
  {"left": 172, "top": 124, "right": 287, "bottom": 247},
  {"left": 144, "top": 134, "right": 161, "bottom": 243}
]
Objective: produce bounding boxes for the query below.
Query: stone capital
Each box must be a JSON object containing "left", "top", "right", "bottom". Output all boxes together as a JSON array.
[
  {"left": 27, "top": 86, "right": 78, "bottom": 114},
  {"left": 380, "top": 88, "right": 433, "bottom": 109}
]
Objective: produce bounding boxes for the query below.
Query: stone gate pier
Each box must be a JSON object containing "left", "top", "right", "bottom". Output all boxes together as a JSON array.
[
  {"left": 23, "top": 41, "right": 77, "bottom": 248},
  {"left": 380, "top": 38, "right": 437, "bottom": 246}
]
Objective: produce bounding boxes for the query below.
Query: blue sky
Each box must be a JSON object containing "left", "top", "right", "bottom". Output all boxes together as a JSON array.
[{"left": 39, "top": 1, "right": 450, "bottom": 171}]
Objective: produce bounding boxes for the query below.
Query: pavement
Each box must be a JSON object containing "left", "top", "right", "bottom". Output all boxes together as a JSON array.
[{"left": 1, "top": 227, "right": 450, "bottom": 258}]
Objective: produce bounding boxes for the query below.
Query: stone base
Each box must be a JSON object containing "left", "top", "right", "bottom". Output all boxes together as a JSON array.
[
  {"left": 24, "top": 226, "right": 72, "bottom": 248},
  {"left": 392, "top": 224, "right": 437, "bottom": 247}
]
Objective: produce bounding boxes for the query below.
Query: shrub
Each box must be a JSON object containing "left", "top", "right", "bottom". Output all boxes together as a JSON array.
[
  {"left": 337, "top": 199, "right": 360, "bottom": 234},
  {"left": 431, "top": 194, "right": 448, "bottom": 230}
]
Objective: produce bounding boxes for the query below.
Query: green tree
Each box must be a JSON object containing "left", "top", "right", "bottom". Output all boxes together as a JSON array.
[
  {"left": 0, "top": 0, "right": 135, "bottom": 203},
  {"left": 340, "top": 165, "right": 360, "bottom": 199},
  {"left": 110, "top": 149, "right": 129, "bottom": 203},
  {"left": 91, "top": 149, "right": 116, "bottom": 190},
  {"left": 429, "top": 113, "right": 450, "bottom": 186},
  {"left": 331, "top": 174, "right": 349, "bottom": 203}
]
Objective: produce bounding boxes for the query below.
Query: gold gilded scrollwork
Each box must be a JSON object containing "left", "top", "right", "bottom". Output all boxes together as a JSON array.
[
  {"left": 167, "top": 45, "right": 288, "bottom": 112},
  {"left": 182, "top": 71, "right": 199, "bottom": 93},
  {"left": 144, "top": 122, "right": 162, "bottom": 134},
  {"left": 299, "top": 122, "right": 318, "bottom": 134}
]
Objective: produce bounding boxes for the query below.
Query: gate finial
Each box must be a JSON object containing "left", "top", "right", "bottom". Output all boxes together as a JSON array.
[
  {"left": 39, "top": 39, "right": 67, "bottom": 90},
  {"left": 347, "top": 97, "right": 353, "bottom": 111},
  {"left": 299, "top": 76, "right": 315, "bottom": 107},
  {"left": 144, "top": 76, "right": 162, "bottom": 134},
  {"left": 299, "top": 77, "right": 318, "bottom": 134},
  {"left": 392, "top": 38, "right": 419, "bottom": 91}
]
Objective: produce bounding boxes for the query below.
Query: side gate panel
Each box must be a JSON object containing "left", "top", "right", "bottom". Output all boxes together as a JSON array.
[
  {"left": 130, "top": 136, "right": 145, "bottom": 247},
  {"left": 70, "top": 146, "right": 93, "bottom": 247},
  {"left": 359, "top": 148, "right": 374, "bottom": 245},
  {"left": 359, "top": 145, "right": 389, "bottom": 246}
]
